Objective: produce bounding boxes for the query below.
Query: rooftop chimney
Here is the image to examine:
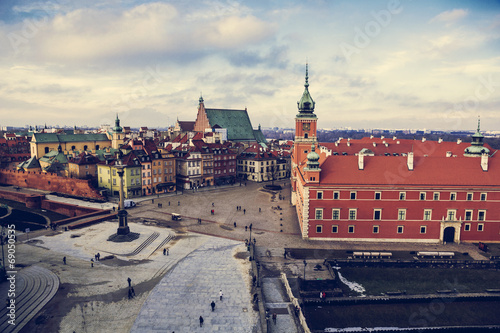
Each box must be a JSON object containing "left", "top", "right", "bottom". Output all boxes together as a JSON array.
[
  {"left": 407, "top": 152, "right": 414, "bottom": 171},
  {"left": 481, "top": 153, "right": 488, "bottom": 171},
  {"left": 358, "top": 152, "right": 364, "bottom": 170}
]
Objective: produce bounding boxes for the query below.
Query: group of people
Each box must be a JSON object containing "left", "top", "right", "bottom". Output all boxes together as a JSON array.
[{"left": 199, "top": 290, "right": 224, "bottom": 327}]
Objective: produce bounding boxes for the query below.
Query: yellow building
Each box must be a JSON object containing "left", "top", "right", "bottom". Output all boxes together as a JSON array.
[
  {"left": 97, "top": 152, "right": 142, "bottom": 198},
  {"left": 30, "top": 133, "right": 111, "bottom": 159},
  {"left": 68, "top": 152, "right": 99, "bottom": 179}
]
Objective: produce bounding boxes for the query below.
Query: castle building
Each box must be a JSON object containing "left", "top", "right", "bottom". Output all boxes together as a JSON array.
[{"left": 291, "top": 66, "right": 500, "bottom": 243}]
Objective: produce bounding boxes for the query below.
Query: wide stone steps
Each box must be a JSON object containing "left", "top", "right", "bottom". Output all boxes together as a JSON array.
[{"left": 0, "top": 265, "right": 59, "bottom": 333}]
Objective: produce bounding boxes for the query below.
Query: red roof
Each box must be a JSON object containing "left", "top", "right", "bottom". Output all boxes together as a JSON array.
[{"left": 313, "top": 154, "right": 500, "bottom": 187}]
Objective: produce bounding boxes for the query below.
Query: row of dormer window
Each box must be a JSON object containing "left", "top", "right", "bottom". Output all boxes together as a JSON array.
[{"left": 315, "top": 191, "right": 488, "bottom": 201}]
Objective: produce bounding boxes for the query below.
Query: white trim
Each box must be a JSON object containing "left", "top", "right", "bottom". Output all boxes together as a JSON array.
[{"left": 307, "top": 237, "right": 440, "bottom": 243}]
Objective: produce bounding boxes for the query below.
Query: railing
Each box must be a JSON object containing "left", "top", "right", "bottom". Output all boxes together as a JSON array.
[{"left": 280, "top": 272, "right": 311, "bottom": 333}]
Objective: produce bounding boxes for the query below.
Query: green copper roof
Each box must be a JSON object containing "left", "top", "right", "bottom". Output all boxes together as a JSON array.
[
  {"left": 253, "top": 128, "right": 267, "bottom": 144},
  {"left": 33, "top": 133, "right": 109, "bottom": 143},
  {"left": 464, "top": 116, "right": 489, "bottom": 156},
  {"left": 205, "top": 108, "right": 256, "bottom": 141},
  {"left": 113, "top": 114, "right": 123, "bottom": 133},
  {"left": 17, "top": 156, "right": 40, "bottom": 170},
  {"left": 304, "top": 144, "right": 320, "bottom": 170},
  {"left": 297, "top": 64, "right": 316, "bottom": 118}
]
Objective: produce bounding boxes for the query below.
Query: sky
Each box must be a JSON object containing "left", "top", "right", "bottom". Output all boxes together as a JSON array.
[{"left": 0, "top": 0, "right": 499, "bottom": 131}]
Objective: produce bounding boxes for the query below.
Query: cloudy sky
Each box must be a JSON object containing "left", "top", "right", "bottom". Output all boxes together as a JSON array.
[{"left": 0, "top": 0, "right": 499, "bottom": 131}]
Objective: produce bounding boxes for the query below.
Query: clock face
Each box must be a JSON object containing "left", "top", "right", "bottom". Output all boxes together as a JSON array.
[{"left": 302, "top": 123, "right": 310, "bottom": 131}]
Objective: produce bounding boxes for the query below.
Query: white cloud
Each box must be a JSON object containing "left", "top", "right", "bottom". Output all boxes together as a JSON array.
[{"left": 430, "top": 9, "right": 468, "bottom": 24}]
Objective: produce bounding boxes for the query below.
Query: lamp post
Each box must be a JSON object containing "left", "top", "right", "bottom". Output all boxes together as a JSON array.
[{"left": 303, "top": 259, "right": 307, "bottom": 281}]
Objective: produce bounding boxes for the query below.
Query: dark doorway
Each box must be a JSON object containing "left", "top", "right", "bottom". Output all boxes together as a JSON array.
[{"left": 443, "top": 227, "right": 455, "bottom": 243}]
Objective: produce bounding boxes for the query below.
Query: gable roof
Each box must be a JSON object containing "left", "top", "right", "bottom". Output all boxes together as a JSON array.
[{"left": 205, "top": 109, "right": 256, "bottom": 141}]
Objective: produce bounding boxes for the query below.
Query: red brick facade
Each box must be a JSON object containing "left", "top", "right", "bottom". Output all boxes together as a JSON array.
[{"left": 0, "top": 169, "right": 104, "bottom": 200}]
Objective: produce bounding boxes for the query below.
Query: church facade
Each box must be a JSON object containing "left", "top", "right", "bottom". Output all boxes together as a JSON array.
[{"left": 291, "top": 66, "right": 500, "bottom": 243}]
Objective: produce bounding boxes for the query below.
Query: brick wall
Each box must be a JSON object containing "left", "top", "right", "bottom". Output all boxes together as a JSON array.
[{"left": 0, "top": 169, "right": 104, "bottom": 200}]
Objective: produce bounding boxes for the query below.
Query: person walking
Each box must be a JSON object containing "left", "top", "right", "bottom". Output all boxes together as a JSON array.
[
  {"left": 211, "top": 300, "right": 216, "bottom": 311},
  {"left": 234, "top": 222, "right": 236, "bottom": 228},
  {"left": 272, "top": 312, "right": 277, "bottom": 324},
  {"left": 127, "top": 277, "right": 132, "bottom": 287},
  {"left": 166, "top": 248, "right": 169, "bottom": 256},
  {"left": 199, "top": 316, "right": 204, "bottom": 327},
  {"left": 219, "top": 290, "right": 223, "bottom": 301},
  {"left": 63, "top": 257, "right": 66, "bottom": 265},
  {"left": 163, "top": 248, "right": 166, "bottom": 255}
]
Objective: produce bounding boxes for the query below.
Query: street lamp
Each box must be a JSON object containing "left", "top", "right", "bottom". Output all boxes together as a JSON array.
[{"left": 303, "top": 259, "right": 307, "bottom": 281}]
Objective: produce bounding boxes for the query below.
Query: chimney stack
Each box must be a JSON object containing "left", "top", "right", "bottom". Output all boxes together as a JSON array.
[
  {"left": 358, "top": 152, "right": 364, "bottom": 170},
  {"left": 407, "top": 152, "right": 414, "bottom": 171},
  {"left": 481, "top": 153, "right": 488, "bottom": 171}
]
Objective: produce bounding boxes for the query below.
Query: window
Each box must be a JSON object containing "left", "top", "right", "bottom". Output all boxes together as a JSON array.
[
  {"left": 467, "top": 193, "right": 473, "bottom": 201},
  {"left": 398, "top": 209, "right": 406, "bottom": 220},
  {"left": 465, "top": 210, "right": 472, "bottom": 221},
  {"left": 433, "top": 192, "right": 440, "bottom": 200},
  {"left": 332, "top": 225, "right": 338, "bottom": 233},
  {"left": 373, "top": 209, "right": 381, "bottom": 220},
  {"left": 350, "top": 192, "right": 356, "bottom": 200},
  {"left": 332, "top": 209, "right": 340, "bottom": 220},
  {"left": 397, "top": 226, "right": 404, "bottom": 234},
  {"left": 478, "top": 210, "right": 486, "bottom": 221},
  {"left": 349, "top": 209, "right": 357, "bottom": 220},
  {"left": 373, "top": 225, "right": 379, "bottom": 234},
  {"left": 480, "top": 193, "right": 487, "bottom": 201},
  {"left": 348, "top": 225, "right": 355, "bottom": 233},
  {"left": 420, "top": 226, "right": 427, "bottom": 234},
  {"left": 374, "top": 192, "right": 381, "bottom": 200},
  {"left": 113, "top": 170, "right": 116, "bottom": 176},
  {"left": 317, "top": 191, "right": 323, "bottom": 199},
  {"left": 333, "top": 191, "right": 339, "bottom": 200},
  {"left": 399, "top": 192, "right": 406, "bottom": 200},
  {"left": 423, "top": 209, "right": 432, "bottom": 221},
  {"left": 316, "top": 225, "right": 323, "bottom": 233},
  {"left": 447, "top": 210, "right": 456, "bottom": 221},
  {"left": 315, "top": 209, "right": 323, "bottom": 220},
  {"left": 420, "top": 192, "right": 426, "bottom": 200},
  {"left": 464, "top": 223, "right": 471, "bottom": 231},
  {"left": 478, "top": 224, "right": 484, "bottom": 231},
  {"left": 113, "top": 179, "right": 116, "bottom": 185},
  {"left": 450, "top": 193, "right": 456, "bottom": 201}
]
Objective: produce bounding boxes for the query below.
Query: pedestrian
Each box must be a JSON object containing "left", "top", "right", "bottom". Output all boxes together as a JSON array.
[
  {"left": 163, "top": 248, "right": 166, "bottom": 255},
  {"left": 259, "top": 207, "right": 261, "bottom": 212},
  {"left": 272, "top": 313, "right": 277, "bottom": 324},
  {"left": 219, "top": 290, "right": 223, "bottom": 301},
  {"left": 211, "top": 300, "right": 215, "bottom": 311},
  {"left": 131, "top": 287, "right": 135, "bottom": 297},
  {"left": 91, "top": 258, "right": 94, "bottom": 268},
  {"left": 212, "top": 202, "right": 214, "bottom": 207},
  {"left": 199, "top": 316, "right": 204, "bottom": 327},
  {"left": 97, "top": 253, "right": 100, "bottom": 261},
  {"left": 243, "top": 209, "right": 246, "bottom": 214},
  {"left": 245, "top": 226, "right": 248, "bottom": 231},
  {"left": 95, "top": 254, "right": 98, "bottom": 261},
  {"left": 168, "top": 201, "right": 170, "bottom": 206},
  {"left": 127, "top": 277, "right": 131, "bottom": 287},
  {"left": 234, "top": 222, "right": 236, "bottom": 228},
  {"left": 63, "top": 257, "right": 66, "bottom": 265}
]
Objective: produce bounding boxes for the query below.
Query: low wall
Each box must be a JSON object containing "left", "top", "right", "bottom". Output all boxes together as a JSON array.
[
  {"left": 0, "top": 169, "right": 104, "bottom": 200},
  {"left": 0, "top": 189, "right": 104, "bottom": 219}
]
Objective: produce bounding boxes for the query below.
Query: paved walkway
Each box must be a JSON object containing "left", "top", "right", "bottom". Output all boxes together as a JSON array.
[
  {"left": 131, "top": 237, "right": 259, "bottom": 333},
  {"left": 262, "top": 277, "right": 298, "bottom": 333}
]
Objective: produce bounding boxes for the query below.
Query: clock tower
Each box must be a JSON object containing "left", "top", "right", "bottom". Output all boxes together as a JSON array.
[{"left": 291, "top": 64, "right": 319, "bottom": 205}]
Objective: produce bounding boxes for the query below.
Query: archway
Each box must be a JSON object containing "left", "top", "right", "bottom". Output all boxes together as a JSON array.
[{"left": 443, "top": 227, "right": 455, "bottom": 243}]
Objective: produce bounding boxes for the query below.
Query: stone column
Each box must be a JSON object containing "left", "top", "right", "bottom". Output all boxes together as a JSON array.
[{"left": 116, "top": 166, "right": 130, "bottom": 235}]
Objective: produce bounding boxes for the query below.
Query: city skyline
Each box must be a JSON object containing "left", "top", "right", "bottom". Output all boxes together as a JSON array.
[{"left": 0, "top": 0, "right": 499, "bottom": 131}]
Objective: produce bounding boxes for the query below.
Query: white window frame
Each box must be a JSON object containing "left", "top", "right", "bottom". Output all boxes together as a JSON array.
[
  {"left": 333, "top": 191, "right": 340, "bottom": 200},
  {"left": 464, "top": 223, "right": 471, "bottom": 231},
  {"left": 423, "top": 209, "right": 432, "bottom": 221},
  {"left": 350, "top": 191, "right": 356, "bottom": 200},
  {"left": 420, "top": 226, "right": 427, "bottom": 234},
  {"left": 478, "top": 223, "right": 484, "bottom": 232},
  {"left": 398, "top": 209, "right": 406, "bottom": 221},
  {"left": 397, "top": 225, "right": 404, "bottom": 234},
  {"left": 420, "top": 192, "right": 426, "bottom": 200},
  {"left": 480, "top": 193, "right": 487, "bottom": 201},
  {"left": 373, "top": 225, "right": 380, "bottom": 234},
  {"left": 447, "top": 209, "right": 457, "bottom": 221},
  {"left": 315, "top": 208, "right": 323, "bottom": 220},
  {"left": 317, "top": 191, "right": 323, "bottom": 200},
  {"left": 399, "top": 192, "right": 406, "bottom": 200},
  {"left": 433, "top": 192, "right": 440, "bottom": 200},
  {"left": 316, "top": 225, "right": 323, "bottom": 233},
  {"left": 349, "top": 209, "right": 357, "bottom": 220},
  {"left": 348, "top": 225, "right": 355, "bottom": 233},
  {"left": 332, "top": 209, "right": 340, "bottom": 220},
  {"left": 374, "top": 192, "right": 381, "bottom": 200},
  {"left": 478, "top": 210, "right": 486, "bottom": 221},
  {"left": 450, "top": 192, "right": 457, "bottom": 201},
  {"left": 466, "top": 192, "right": 473, "bottom": 201},
  {"left": 373, "top": 209, "right": 382, "bottom": 221}
]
